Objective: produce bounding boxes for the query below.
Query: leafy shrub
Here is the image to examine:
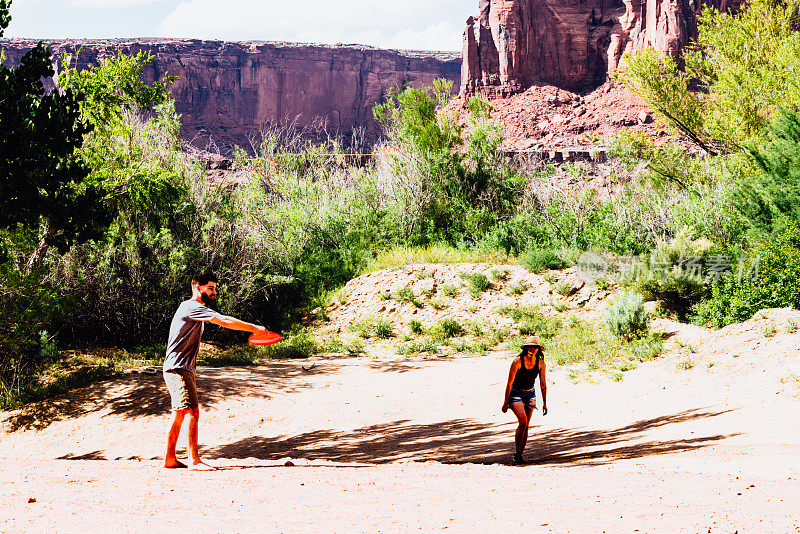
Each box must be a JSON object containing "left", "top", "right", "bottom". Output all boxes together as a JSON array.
[
  {"left": 426, "top": 298, "right": 445, "bottom": 310},
  {"left": 460, "top": 272, "right": 492, "bottom": 298},
  {"left": 346, "top": 339, "right": 365, "bottom": 355},
  {"left": 604, "top": 291, "right": 651, "bottom": 341},
  {"left": 200, "top": 345, "right": 260, "bottom": 367},
  {"left": 394, "top": 286, "right": 415, "bottom": 302},
  {"left": 259, "top": 331, "right": 320, "bottom": 359},
  {"left": 636, "top": 227, "right": 715, "bottom": 321},
  {"left": 349, "top": 316, "right": 378, "bottom": 338},
  {"left": 322, "top": 336, "right": 347, "bottom": 353},
  {"left": 441, "top": 284, "right": 459, "bottom": 297},
  {"left": 629, "top": 333, "right": 664, "bottom": 362},
  {"left": 396, "top": 339, "right": 439, "bottom": 355},
  {"left": 434, "top": 318, "right": 463, "bottom": 338},
  {"left": 693, "top": 223, "right": 800, "bottom": 327},
  {"left": 375, "top": 320, "right": 394, "bottom": 339},
  {"left": 594, "top": 278, "right": 612, "bottom": 291},
  {"left": 520, "top": 249, "right": 568, "bottom": 274},
  {"left": 393, "top": 286, "right": 423, "bottom": 307},
  {"left": 489, "top": 268, "right": 510, "bottom": 282},
  {"left": 408, "top": 319, "right": 424, "bottom": 335},
  {"left": 0, "top": 268, "right": 71, "bottom": 407},
  {"left": 504, "top": 280, "right": 528, "bottom": 296},
  {"left": 496, "top": 304, "right": 562, "bottom": 338},
  {"left": 554, "top": 281, "right": 573, "bottom": 296}
]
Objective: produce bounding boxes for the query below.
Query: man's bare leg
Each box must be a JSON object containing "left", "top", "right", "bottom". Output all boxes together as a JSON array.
[
  {"left": 165, "top": 409, "right": 188, "bottom": 468},
  {"left": 186, "top": 407, "right": 215, "bottom": 470}
]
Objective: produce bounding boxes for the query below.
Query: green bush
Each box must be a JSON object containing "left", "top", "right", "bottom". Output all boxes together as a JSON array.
[
  {"left": 374, "top": 319, "right": 394, "bottom": 339},
  {"left": 693, "top": 223, "right": 800, "bottom": 327},
  {"left": 460, "top": 272, "right": 492, "bottom": 298},
  {"left": 393, "top": 286, "right": 422, "bottom": 307},
  {"left": 258, "top": 331, "right": 320, "bottom": 359},
  {"left": 505, "top": 280, "right": 528, "bottom": 295},
  {"left": 554, "top": 281, "right": 573, "bottom": 296},
  {"left": 408, "top": 319, "right": 424, "bottom": 335},
  {"left": 496, "top": 304, "right": 562, "bottom": 338},
  {"left": 604, "top": 291, "right": 651, "bottom": 341},
  {"left": 200, "top": 345, "right": 260, "bottom": 367},
  {"left": 489, "top": 268, "right": 510, "bottom": 282},
  {"left": 434, "top": 318, "right": 463, "bottom": 338},
  {"left": 520, "top": 249, "right": 568, "bottom": 273},
  {"left": 0, "top": 265, "right": 73, "bottom": 407},
  {"left": 441, "top": 284, "right": 459, "bottom": 297},
  {"left": 629, "top": 333, "right": 664, "bottom": 362}
]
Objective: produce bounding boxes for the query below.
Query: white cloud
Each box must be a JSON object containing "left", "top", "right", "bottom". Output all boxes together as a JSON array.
[
  {"left": 70, "top": 1, "right": 167, "bottom": 6},
  {"left": 12, "top": 0, "right": 171, "bottom": 9},
  {"left": 158, "top": 0, "right": 474, "bottom": 50}
]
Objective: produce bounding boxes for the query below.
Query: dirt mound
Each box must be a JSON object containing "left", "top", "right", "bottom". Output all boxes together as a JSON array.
[{"left": 312, "top": 263, "right": 612, "bottom": 350}]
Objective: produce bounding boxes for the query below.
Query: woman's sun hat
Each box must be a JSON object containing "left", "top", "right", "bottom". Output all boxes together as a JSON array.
[{"left": 521, "top": 334, "right": 543, "bottom": 350}]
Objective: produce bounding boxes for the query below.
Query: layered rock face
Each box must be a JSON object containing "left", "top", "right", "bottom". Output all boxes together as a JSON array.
[
  {"left": 1, "top": 39, "right": 461, "bottom": 151},
  {"left": 461, "top": 0, "right": 740, "bottom": 95}
]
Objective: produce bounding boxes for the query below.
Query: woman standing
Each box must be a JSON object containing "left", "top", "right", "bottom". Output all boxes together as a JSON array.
[{"left": 502, "top": 335, "right": 548, "bottom": 465}]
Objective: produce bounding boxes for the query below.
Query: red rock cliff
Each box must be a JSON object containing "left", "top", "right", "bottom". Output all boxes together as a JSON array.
[
  {"left": 1, "top": 39, "right": 460, "bottom": 151},
  {"left": 460, "top": 0, "right": 740, "bottom": 96}
]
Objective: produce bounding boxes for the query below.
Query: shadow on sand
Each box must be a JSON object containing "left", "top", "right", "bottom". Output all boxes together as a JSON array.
[
  {"left": 2, "top": 361, "right": 342, "bottom": 432},
  {"left": 206, "top": 407, "right": 737, "bottom": 467}
]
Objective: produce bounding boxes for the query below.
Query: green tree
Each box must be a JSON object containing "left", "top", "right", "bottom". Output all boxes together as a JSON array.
[
  {"left": 618, "top": 0, "right": 800, "bottom": 154},
  {"left": 741, "top": 109, "right": 800, "bottom": 229},
  {"left": 0, "top": 0, "right": 11, "bottom": 34},
  {"left": 373, "top": 81, "right": 515, "bottom": 244},
  {"left": 0, "top": 0, "right": 110, "bottom": 269}
]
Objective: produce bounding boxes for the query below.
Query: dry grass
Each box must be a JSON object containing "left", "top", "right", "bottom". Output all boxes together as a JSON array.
[{"left": 365, "top": 245, "right": 516, "bottom": 272}]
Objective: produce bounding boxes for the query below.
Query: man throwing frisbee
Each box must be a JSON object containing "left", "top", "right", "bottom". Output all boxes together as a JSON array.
[{"left": 163, "top": 270, "right": 267, "bottom": 470}]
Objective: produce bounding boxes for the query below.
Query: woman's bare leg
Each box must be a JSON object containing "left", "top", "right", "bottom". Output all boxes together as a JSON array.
[{"left": 510, "top": 402, "right": 529, "bottom": 455}]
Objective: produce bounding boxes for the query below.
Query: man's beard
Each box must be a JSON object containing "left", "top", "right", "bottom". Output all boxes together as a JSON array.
[{"left": 200, "top": 293, "right": 215, "bottom": 306}]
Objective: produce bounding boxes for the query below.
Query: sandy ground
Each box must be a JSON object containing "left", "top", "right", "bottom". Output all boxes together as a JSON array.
[{"left": 2, "top": 317, "right": 800, "bottom": 533}]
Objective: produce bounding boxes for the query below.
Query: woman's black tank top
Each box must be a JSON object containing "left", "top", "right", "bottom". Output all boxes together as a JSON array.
[{"left": 512, "top": 353, "right": 540, "bottom": 391}]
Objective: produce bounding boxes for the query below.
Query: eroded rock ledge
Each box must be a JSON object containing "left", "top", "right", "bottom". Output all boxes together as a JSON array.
[
  {"left": 0, "top": 38, "right": 461, "bottom": 152},
  {"left": 460, "top": 0, "right": 741, "bottom": 96}
]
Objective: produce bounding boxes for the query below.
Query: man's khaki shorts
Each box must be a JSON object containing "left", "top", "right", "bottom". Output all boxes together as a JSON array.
[{"left": 163, "top": 369, "right": 199, "bottom": 410}]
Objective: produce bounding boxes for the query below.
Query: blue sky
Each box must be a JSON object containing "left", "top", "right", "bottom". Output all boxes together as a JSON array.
[{"left": 4, "top": 0, "right": 475, "bottom": 51}]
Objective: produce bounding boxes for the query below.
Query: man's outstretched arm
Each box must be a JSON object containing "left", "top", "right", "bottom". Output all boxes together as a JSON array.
[{"left": 210, "top": 315, "right": 266, "bottom": 334}]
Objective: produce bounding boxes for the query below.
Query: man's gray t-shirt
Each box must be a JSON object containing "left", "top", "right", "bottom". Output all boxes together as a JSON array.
[{"left": 163, "top": 299, "right": 221, "bottom": 374}]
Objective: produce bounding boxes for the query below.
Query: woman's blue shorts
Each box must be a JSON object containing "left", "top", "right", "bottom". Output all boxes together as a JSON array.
[{"left": 508, "top": 387, "right": 536, "bottom": 410}]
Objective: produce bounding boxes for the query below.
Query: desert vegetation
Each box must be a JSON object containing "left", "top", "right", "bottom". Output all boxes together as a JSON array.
[{"left": 1, "top": 0, "right": 799, "bottom": 407}]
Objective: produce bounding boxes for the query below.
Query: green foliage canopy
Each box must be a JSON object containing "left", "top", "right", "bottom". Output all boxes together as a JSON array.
[
  {"left": 619, "top": 0, "right": 800, "bottom": 154},
  {"left": 0, "top": 2, "right": 110, "bottom": 266},
  {"left": 0, "top": 0, "right": 11, "bottom": 35}
]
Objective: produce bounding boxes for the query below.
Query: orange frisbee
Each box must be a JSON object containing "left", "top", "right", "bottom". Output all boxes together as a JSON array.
[{"left": 248, "top": 331, "right": 282, "bottom": 345}]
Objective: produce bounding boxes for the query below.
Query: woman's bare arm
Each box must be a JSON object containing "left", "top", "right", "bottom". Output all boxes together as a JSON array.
[
  {"left": 539, "top": 357, "right": 548, "bottom": 415},
  {"left": 502, "top": 358, "right": 520, "bottom": 412}
]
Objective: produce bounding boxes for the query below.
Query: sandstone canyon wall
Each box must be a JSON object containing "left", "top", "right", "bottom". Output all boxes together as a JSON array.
[
  {"left": 460, "top": 0, "right": 741, "bottom": 96},
  {"left": 0, "top": 39, "right": 461, "bottom": 152}
]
